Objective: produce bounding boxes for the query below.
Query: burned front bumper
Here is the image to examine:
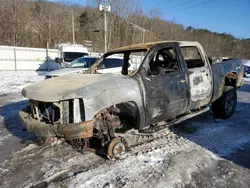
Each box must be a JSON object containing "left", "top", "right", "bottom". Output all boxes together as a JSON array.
[{"left": 19, "top": 109, "right": 93, "bottom": 140}]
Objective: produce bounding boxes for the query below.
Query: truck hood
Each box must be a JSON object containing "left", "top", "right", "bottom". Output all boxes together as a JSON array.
[
  {"left": 45, "top": 68, "right": 87, "bottom": 77},
  {"left": 22, "top": 73, "right": 136, "bottom": 102}
]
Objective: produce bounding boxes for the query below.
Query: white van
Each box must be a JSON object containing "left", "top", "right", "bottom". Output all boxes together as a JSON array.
[{"left": 55, "top": 43, "right": 89, "bottom": 67}]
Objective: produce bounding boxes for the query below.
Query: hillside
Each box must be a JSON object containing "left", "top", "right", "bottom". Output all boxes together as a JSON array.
[{"left": 0, "top": 0, "right": 249, "bottom": 58}]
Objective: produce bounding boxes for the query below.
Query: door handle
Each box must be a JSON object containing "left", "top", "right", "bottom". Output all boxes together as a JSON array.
[{"left": 180, "top": 79, "right": 186, "bottom": 83}]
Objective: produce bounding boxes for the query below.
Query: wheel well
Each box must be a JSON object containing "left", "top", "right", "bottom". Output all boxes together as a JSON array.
[
  {"left": 93, "top": 101, "right": 140, "bottom": 130},
  {"left": 116, "top": 101, "right": 140, "bottom": 129},
  {"left": 225, "top": 72, "right": 237, "bottom": 87}
]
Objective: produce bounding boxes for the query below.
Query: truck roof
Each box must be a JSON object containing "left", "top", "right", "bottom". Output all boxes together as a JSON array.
[{"left": 108, "top": 41, "right": 201, "bottom": 53}]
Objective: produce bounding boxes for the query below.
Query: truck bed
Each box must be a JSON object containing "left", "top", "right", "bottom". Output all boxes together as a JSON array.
[{"left": 211, "top": 58, "right": 243, "bottom": 102}]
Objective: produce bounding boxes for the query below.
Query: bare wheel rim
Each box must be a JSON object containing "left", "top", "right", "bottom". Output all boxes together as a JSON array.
[
  {"left": 113, "top": 142, "right": 126, "bottom": 158},
  {"left": 107, "top": 137, "right": 127, "bottom": 159}
]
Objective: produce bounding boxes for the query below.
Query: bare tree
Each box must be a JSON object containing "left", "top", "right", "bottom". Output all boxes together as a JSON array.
[{"left": 0, "top": 0, "right": 249, "bottom": 59}]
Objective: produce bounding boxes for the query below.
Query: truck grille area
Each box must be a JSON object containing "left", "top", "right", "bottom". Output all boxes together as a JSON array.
[
  {"left": 28, "top": 99, "right": 85, "bottom": 125},
  {"left": 30, "top": 100, "right": 61, "bottom": 124},
  {"left": 62, "top": 99, "right": 85, "bottom": 124}
]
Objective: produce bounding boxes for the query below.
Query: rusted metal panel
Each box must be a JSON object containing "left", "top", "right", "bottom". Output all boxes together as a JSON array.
[
  {"left": 20, "top": 108, "right": 94, "bottom": 140},
  {"left": 107, "top": 41, "right": 204, "bottom": 54},
  {"left": 19, "top": 109, "right": 62, "bottom": 138},
  {"left": 226, "top": 72, "right": 237, "bottom": 79},
  {"left": 62, "top": 121, "right": 93, "bottom": 140}
]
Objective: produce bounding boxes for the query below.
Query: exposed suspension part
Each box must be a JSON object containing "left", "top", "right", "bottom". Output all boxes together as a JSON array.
[
  {"left": 93, "top": 106, "right": 121, "bottom": 142},
  {"left": 70, "top": 138, "right": 90, "bottom": 152}
]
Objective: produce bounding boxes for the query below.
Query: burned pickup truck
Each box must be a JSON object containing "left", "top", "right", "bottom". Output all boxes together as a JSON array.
[{"left": 19, "top": 41, "right": 244, "bottom": 159}]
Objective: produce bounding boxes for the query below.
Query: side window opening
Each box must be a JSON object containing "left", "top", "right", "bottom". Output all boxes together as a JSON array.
[
  {"left": 99, "top": 58, "right": 124, "bottom": 69},
  {"left": 149, "top": 47, "right": 179, "bottom": 75},
  {"left": 180, "top": 46, "right": 205, "bottom": 69}
]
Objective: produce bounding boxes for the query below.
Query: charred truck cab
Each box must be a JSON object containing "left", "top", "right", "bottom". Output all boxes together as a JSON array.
[{"left": 19, "top": 41, "right": 244, "bottom": 159}]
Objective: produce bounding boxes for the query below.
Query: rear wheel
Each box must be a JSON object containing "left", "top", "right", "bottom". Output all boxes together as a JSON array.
[{"left": 212, "top": 88, "right": 237, "bottom": 119}]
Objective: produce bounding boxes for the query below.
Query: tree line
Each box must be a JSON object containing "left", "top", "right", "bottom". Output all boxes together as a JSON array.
[{"left": 0, "top": 0, "right": 249, "bottom": 59}]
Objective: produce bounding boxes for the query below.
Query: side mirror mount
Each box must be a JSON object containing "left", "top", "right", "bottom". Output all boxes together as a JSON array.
[{"left": 55, "top": 57, "right": 62, "bottom": 64}]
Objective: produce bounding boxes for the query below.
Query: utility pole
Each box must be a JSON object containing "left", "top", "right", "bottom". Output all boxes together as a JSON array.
[
  {"left": 99, "top": 1, "right": 111, "bottom": 52},
  {"left": 48, "top": 18, "right": 51, "bottom": 45},
  {"left": 72, "top": 9, "right": 75, "bottom": 44},
  {"left": 170, "top": 29, "right": 173, "bottom": 40},
  {"left": 242, "top": 48, "right": 245, "bottom": 59},
  {"left": 104, "top": 2, "right": 107, "bottom": 53},
  {"left": 47, "top": 18, "right": 51, "bottom": 71},
  {"left": 142, "top": 29, "right": 145, "bottom": 43}
]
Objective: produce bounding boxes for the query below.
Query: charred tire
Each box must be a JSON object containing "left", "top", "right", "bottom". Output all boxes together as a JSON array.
[
  {"left": 107, "top": 137, "right": 128, "bottom": 160},
  {"left": 212, "top": 88, "right": 237, "bottom": 119}
]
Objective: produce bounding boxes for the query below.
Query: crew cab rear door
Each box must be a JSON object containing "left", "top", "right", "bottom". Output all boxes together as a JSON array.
[{"left": 180, "top": 45, "right": 213, "bottom": 109}]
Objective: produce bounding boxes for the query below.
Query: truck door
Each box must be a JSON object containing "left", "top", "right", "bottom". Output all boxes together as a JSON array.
[
  {"left": 141, "top": 45, "right": 189, "bottom": 125},
  {"left": 180, "top": 46, "right": 213, "bottom": 110}
]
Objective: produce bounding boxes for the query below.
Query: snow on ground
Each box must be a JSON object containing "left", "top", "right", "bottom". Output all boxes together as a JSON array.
[
  {"left": 0, "top": 71, "right": 45, "bottom": 97},
  {"left": 1, "top": 71, "right": 250, "bottom": 188},
  {"left": 0, "top": 71, "right": 46, "bottom": 186},
  {"left": 58, "top": 138, "right": 216, "bottom": 188},
  {"left": 58, "top": 105, "right": 250, "bottom": 188},
  {"left": 0, "top": 71, "right": 44, "bottom": 145},
  {"left": 244, "top": 77, "right": 250, "bottom": 82}
]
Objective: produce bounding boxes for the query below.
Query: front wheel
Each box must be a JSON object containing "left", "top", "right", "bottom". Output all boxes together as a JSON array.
[
  {"left": 212, "top": 89, "right": 237, "bottom": 119},
  {"left": 107, "top": 137, "right": 128, "bottom": 160}
]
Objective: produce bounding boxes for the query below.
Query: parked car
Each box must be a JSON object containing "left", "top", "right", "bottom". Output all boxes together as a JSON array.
[
  {"left": 20, "top": 41, "right": 243, "bottom": 159},
  {"left": 97, "top": 56, "right": 135, "bottom": 74},
  {"left": 45, "top": 56, "right": 99, "bottom": 79},
  {"left": 45, "top": 56, "right": 135, "bottom": 79},
  {"left": 242, "top": 60, "right": 250, "bottom": 77}
]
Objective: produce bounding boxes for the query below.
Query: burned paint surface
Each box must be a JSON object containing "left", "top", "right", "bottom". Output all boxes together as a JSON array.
[
  {"left": 188, "top": 70, "right": 212, "bottom": 102},
  {"left": 193, "top": 75, "right": 204, "bottom": 85}
]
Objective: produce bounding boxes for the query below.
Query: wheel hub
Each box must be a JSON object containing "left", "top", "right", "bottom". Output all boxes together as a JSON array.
[{"left": 107, "top": 137, "right": 127, "bottom": 159}]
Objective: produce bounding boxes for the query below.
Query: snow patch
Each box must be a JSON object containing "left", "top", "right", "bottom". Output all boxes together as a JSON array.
[
  {"left": 244, "top": 77, "right": 250, "bottom": 82},
  {"left": 66, "top": 141, "right": 216, "bottom": 188},
  {"left": 0, "top": 71, "right": 44, "bottom": 96},
  {"left": 0, "top": 134, "right": 11, "bottom": 146},
  {"left": 188, "top": 120, "right": 250, "bottom": 157}
]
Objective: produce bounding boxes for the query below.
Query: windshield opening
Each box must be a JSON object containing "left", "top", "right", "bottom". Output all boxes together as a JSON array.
[
  {"left": 84, "top": 49, "right": 147, "bottom": 75},
  {"left": 68, "top": 57, "right": 98, "bottom": 68},
  {"left": 64, "top": 52, "right": 89, "bottom": 62}
]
